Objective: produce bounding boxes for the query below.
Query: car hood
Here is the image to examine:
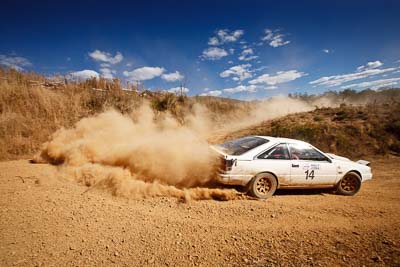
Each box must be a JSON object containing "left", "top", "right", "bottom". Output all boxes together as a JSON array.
[
  {"left": 326, "top": 153, "right": 370, "bottom": 167},
  {"left": 326, "top": 153, "right": 351, "bottom": 162}
]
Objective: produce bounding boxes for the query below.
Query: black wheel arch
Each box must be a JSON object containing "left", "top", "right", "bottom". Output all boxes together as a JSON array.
[{"left": 345, "top": 170, "right": 362, "bottom": 180}]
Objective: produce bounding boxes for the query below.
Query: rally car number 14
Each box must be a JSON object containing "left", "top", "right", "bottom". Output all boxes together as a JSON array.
[{"left": 211, "top": 136, "right": 372, "bottom": 199}]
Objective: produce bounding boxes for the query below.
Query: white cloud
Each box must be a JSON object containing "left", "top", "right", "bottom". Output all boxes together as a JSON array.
[
  {"left": 242, "top": 48, "right": 253, "bottom": 55},
  {"left": 100, "top": 63, "right": 111, "bottom": 68},
  {"left": 161, "top": 71, "right": 184, "bottom": 82},
  {"left": 88, "top": 50, "right": 123, "bottom": 64},
  {"left": 221, "top": 84, "right": 278, "bottom": 94},
  {"left": 310, "top": 64, "right": 397, "bottom": 87},
  {"left": 201, "top": 47, "right": 228, "bottom": 60},
  {"left": 220, "top": 64, "right": 252, "bottom": 81},
  {"left": 223, "top": 85, "right": 258, "bottom": 94},
  {"left": 99, "top": 68, "right": 116, "bottom": 79},
  {"left": 242, "top": 56, "right": 259, "bottom": 61},
  {"left": 208, "top": 37, "right": 219, "bottom": 46},
  {"left": 167, "top": 86, "right": 189, "bottom": 93},
  {"left": 200, "top": 90, "right": 222, "bottom": 97},
  {"left": 238, "top": 48, "right": 259, "bottom": 61},
  {"left": 249, "top": 70, "right": 306, "bottom": 85},
  {"left": 253, "top": 66, "right": 268, "bottom": 72},
  {"left": 341, "top": 77, "right": 400, "bottom": 90},
  {"left": 216, "top": 29, "right": 244, "bottom": 44},
  {"left": 0, "top": 54, "right": 32, "bottom": 71},
  {"left": 123, "top": 66, "right": 165, "bottom": 81},
  {"left": 206, "top": 29, "right": 244, "bottom": 47},
  {"left": 68, "top": 70, "right": 100, "bottom": 80},
  {"left": 262, "top": 29, "right": 290, "bottom": 48},
  {"left": 357, "top": 60, "right": 383, "bottom": 71},
  {"left": 322, "top": 49, "right": 331, "bottom": 54}
]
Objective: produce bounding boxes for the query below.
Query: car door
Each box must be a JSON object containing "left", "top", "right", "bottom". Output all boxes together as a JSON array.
[
  {"left": 288, "top": 143, "right": 337, "bottom": 186},
  {"left": 251, "top": 143, "right": 292, "bottom": 186}
]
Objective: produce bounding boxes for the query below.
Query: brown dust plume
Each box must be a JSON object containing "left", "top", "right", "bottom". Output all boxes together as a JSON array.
[{"left": 34, "top": 104, "right": 239, "bottom": 201}]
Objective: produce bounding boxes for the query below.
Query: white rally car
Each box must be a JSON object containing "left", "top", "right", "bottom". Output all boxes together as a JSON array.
[{"left": 211, "top": 136, "right": 372, "bottom": 199}]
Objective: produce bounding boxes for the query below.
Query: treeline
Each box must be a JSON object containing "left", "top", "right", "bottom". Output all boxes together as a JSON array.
[{"left": 288, "top": 88, "right": 400, "bottom": 105}]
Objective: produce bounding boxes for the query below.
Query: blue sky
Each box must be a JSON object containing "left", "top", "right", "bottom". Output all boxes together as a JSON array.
[{"left": 1, "top": 0, "right": 400, "bottom": 99}]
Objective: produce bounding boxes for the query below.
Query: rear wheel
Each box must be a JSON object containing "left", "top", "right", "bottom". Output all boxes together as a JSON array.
[
  {"left": 336, "top": 172, "right": 361, "bottom": 196},
  {"left": 248, "top": 173, "right": 277, "bottom": 199}
]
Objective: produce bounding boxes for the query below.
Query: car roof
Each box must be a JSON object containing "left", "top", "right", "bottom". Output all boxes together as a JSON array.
[{"left": 255, "top": 136, "right": 309, "bottom": 145}]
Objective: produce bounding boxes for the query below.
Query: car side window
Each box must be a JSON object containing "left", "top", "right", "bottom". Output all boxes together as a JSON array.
[
  {"left": 288, "top": 143, "right": 328, "bottom": 161},
  {"left": 258, "top": 144, "right": 290, "bottom": 160}
]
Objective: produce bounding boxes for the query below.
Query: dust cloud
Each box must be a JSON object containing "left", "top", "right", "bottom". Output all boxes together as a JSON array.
[
  {"left": 241, "top": 96, "right": 315, "bottom": 128},
  {"left": 34, "top": 96, "right": 331, "bottom": 201},
  {"left": 207, "top": 96, "right": 322, "bottom": 139},
  {"left": 34, "top": 103, "right": 241, "bottom": 201}
]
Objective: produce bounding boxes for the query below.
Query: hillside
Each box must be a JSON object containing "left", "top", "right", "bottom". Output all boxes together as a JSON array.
[
  {"left": 1, "top": 67, "right": 400, "bottom": 160},
  {"left": 216, "top": 103, "right": 400, "bottom": 158},
  {"left": 0, "top": 68, "right": 254, "bottom": 160}
]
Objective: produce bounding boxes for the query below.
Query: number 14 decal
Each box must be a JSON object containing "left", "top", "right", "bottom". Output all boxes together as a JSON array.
[{"left": 305, "top": 170, "right": 315, "bottom": 180}]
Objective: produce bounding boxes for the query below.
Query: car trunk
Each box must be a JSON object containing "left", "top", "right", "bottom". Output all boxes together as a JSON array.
[{"left": 210, "top": 145, "right": 235, "bottom": 173}]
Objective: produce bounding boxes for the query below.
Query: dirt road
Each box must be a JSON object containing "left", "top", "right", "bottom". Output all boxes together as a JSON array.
[{"left": 1, "top": 157, "right": 399, "bottom": 266}]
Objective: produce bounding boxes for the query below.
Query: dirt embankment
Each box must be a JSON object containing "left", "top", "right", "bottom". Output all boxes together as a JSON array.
[
  {"left": 214, "top": 103, "right": 400, "bottom": 158},
  {"left": 2, "top": 67, "right": 400, "bottom": 161}
]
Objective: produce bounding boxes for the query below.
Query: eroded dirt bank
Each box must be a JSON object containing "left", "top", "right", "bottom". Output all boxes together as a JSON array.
[{"left": 0, "top": 157, "right": 400, "bottom": 266}]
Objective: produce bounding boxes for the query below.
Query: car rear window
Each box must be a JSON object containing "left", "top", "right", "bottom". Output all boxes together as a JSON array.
[{"left": 217, "top": 136, "right": 269, "bottom": 155}]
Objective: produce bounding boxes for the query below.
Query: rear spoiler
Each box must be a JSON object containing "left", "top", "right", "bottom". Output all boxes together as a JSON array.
[
  {"left": 357, "top": 160, "right": 370, "bottom": 166},
  {"left": 210, "top": 145, "right": 229, "bottom": 157}
]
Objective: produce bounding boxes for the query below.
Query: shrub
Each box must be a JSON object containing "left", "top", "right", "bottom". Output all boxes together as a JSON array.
[
  {"left": 385, "top": 120, "right": 400, "bottom": 139},
  {"left": 313, "top": 115, "right": 324, "bottom": 122},
  {"left": 334, "top": 110, "right": 349, "bottom": 121}
]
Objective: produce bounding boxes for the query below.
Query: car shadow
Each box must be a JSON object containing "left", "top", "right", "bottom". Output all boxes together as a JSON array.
[
  {"left": 208, "top": 182, "right": 336, "bottom": 197},
  {"left": 274, "top": 188, "right": 335, "bottom": 196}
]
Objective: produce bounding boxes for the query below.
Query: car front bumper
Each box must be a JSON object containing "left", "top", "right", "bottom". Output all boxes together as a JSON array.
[{"left": 362, "top": 172, "right": 373, "bottom": 181}]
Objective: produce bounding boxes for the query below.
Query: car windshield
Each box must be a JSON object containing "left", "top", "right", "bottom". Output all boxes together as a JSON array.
[
  {"left": 217, "top": 136, "right": 269, "bottom": 155},
  {"left": 288, "top": 143, "right": 329, "bottom": 161}
]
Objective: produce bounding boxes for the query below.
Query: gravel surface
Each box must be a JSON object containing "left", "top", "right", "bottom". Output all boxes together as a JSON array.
[{"left": 0, "top": 157, "right": 399, "bottom": 266}]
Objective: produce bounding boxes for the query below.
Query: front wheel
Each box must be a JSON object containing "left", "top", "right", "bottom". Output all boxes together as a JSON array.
[
  {"left": 336, "top": 172, "right": 362, "bottom": 196},
  {"left": 248, "top": 173, "right": 277, "bottom": 199}
]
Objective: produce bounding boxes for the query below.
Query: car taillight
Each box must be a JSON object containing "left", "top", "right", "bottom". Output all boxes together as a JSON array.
[
  {"left": 225, "top": 159, "right": 234, "bottom": 171},
  {"left": 220, "top": 157, "right": 235, "bottom": 172}
]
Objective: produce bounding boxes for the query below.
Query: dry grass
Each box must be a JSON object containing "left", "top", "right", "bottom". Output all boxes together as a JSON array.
[
  {"left": 0, "top": 68, "right": 253, "bottom": 160},
  {"left": 218, "top": 103, "right": 400, "bottom": 158},
  {"left": 0, "top": 68, "right": 143, "bottom": 159},
  {"left": 1, "top": 67, "right": 400, "bottom": 160}
]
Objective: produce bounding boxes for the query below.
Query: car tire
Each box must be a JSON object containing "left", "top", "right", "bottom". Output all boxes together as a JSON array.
[
  {"left": 336, "top": 172, "right": 362, "bottom": 196},
  {"left": 248, "top": 173, "right": 277, "bottom": 199}
]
